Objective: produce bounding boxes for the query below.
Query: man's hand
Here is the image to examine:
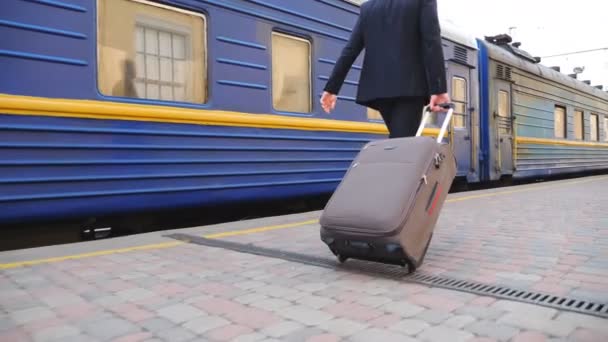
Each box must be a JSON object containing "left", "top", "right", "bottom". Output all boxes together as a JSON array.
[
  {"left": 320, "top": 91, "right": 337, "bottom": 114},
  {"left": 429, "top": 93, "right": 451, "bottom": 112}
]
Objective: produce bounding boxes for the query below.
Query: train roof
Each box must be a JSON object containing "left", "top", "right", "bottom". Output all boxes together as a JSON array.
[
  {"left": 439, "top": 20, "right": 478, "bottom": 50},
  {"left": 481, "top": 36, "right": 608, "bottom": 102}
]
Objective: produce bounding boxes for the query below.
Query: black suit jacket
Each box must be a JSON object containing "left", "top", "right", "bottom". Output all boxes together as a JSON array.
[{"left": 324, "top": 0, "right": 447, "bottom": 107}]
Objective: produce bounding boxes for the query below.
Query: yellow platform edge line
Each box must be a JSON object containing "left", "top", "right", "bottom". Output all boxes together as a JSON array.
[
  {"left": 2, "top": 175, "right": 606, "bottom": 270},
  {"left": 446, "top": 175, "right": 608, "bottom": 203},
  {"left": 0, "top": 241, "right": 184, "bottom": 270},
  {"left": 202, "top": 219, "right": 319, "bottom": 239}
]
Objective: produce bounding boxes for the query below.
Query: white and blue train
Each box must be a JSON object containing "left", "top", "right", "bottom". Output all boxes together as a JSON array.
[{"left": 1, "top": 0, "right": 607, "bottom": 227}]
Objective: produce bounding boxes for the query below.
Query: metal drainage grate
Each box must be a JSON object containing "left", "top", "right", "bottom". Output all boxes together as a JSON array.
[
  {"left": 407, "top": 273, "right": 608, "bottom": 319},
  {"left": 167, "top": 233, "right": 608, "bottom": 319}
]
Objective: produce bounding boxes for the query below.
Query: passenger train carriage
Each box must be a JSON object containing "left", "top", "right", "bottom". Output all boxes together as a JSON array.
[{"left": 1, "top": 0, "right": 607, "bottom": 226}]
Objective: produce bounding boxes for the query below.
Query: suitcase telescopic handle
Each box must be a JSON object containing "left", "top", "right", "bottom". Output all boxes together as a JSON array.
[{"left": 415, "top": 103, "right": 455, "bottom": 143}]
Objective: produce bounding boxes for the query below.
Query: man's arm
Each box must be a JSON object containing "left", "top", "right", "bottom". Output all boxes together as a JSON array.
[
  {"left": 323, "top": 14, "right": 364, "bottom": 95},
  {"left": 419, "top": 0, "right": 447, "bottom": 97}
]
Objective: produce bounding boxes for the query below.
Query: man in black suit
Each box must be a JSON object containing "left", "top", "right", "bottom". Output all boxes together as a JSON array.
[{"left": 321, "top": 0, "right": 450, "bottom": 138}]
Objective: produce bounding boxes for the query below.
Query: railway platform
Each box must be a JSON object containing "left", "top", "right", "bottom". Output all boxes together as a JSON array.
[{"left": 1, "top": 175, "right": 607, "bottom": 342}]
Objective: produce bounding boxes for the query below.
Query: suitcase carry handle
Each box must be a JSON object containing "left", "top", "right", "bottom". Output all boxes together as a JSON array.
[{"left": 415, "top": 103, "right": 455, "bottom": 143}]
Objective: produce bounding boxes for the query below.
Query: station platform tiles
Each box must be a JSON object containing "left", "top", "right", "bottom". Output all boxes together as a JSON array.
[{"left": 1, "top": 175, "right": 607, "bottom": 342}]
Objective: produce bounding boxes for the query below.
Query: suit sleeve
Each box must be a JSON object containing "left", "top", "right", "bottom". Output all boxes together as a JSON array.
[
  {"left": 323, "top": 13, "right": 364, "bottom": 95},
  {"left": 419, "top": 0, "right": 447, "bottom": 95}
]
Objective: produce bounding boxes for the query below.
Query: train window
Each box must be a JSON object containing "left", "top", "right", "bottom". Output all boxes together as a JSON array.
[
  {"left": 574, "top": 110, "right": 584, "bottom": 140},
  {"left": 367, "top": 107, "right": 383, "bottom": 121},
  {"left": 451, "top": 77, "right": 467, "bottom": 128},
  {"left": 554, "top": 106, "right": 567, "bottom": 138},
  {"left": 98, "top": 0, "right": 207, "bottom": 103},
  {"left": 272, "top": 32, "right": 311, "bottom": 113},
  {"left": 590, "top": 114, "right": 599, "bottom": 141},
  {"left": 498, "top": 90, "right": 510, "bottom": 117}
]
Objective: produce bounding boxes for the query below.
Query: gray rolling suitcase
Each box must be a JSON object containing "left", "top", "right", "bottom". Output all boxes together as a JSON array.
[{"left": 320, "top": 104, "right": 457, "bottom": 272}]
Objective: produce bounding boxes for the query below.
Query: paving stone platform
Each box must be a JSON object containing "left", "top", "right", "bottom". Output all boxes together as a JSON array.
[{"left": 1, "top": 175, "right": 607, "bottom": 341}]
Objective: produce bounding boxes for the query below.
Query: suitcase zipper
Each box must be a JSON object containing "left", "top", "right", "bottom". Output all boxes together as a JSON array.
[
  {"left": 386, "top": 150, "right": 437, "bottom": 236},
  {"left": 400, "top": 150, "right": 439, "bottom": 232}
]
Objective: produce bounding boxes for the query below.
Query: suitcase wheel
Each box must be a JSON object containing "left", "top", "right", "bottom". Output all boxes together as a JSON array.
[
  {"left": 405, "top": 258, "right": 417, "bottom": 274},
  {"left": 416, "top": 232, "right": 434, "bottom": 267},
  {"left": 337, "top": 255, "right": 348, "bottom": 263}
]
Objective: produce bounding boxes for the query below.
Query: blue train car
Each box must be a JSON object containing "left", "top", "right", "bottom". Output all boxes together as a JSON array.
[
  {"left": 0, "top": 0, "right": 479, "bottom": 226},
  {"left": 1, "top": 0, "right": 606, "bottom": 228}
]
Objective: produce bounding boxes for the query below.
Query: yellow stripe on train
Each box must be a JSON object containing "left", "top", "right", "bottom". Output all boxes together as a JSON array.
[
  {"left": 516, "top": 136, "right": 608, "bottom": 148},
  {"left": 0, "top": 93, "right": 454, "bottom": 137},
  {"left": 4, "top": 94, "right": 608, "bottom": 148}
]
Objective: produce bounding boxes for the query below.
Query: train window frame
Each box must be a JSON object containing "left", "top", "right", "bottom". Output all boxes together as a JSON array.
[
  {"left": 367, "top": 107, "right": 383, "bottom": 122},
  {"left": 270, "top": 31, "right": 313, "bottom": 115},
  {"left": 451, "top": 76, "right": 468, "bottom": 128},
  {"left": 574, "top": 109, "right": 584, "bottom": 141},
  {"left": 604, "top": 116, "right": 608, "bottom": 142},
  {"left": 96, "top": 0, "right": 208, "bottom": 104},
  {"left": 590, "top": 113, "right": 599, "bottom": 141},
  {"left": 554, "top": 105, "right": 567, "bottom": 139},
  {"left": 497, "top": 90, "right": 510, "bottom": 118}
]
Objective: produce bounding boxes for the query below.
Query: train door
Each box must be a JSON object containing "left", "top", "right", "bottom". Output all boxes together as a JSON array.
[
  {"left": 447, "top": 64, "right": 472, "bottom": 177},
  {"left": 494, "top": 80, "right": 514, "bottom": 175}
]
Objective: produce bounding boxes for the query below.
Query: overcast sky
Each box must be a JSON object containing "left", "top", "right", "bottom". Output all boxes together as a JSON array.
[{"left": 436, "top": 0, "right": 607, "bottom": 88}]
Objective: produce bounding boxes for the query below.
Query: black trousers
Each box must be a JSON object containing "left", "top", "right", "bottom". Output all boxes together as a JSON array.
[{"left": 374, "top": 97, "right": 427, "bottom": 139}]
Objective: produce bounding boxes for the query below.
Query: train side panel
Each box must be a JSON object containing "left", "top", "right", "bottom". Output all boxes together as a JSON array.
[
  {"left": 440, "top": 35, "right": 480, "bottom": 182},
  {"left": 1, "top": 0, "right": 369, "bottom": 120},
  {"left": 0, "top": 110, "right": 379, "bottom": 224},
  {"left": 480, "top": 39, "right": 608, "bottom": 181},
  {"left": 0, "top": 0, "right": 382, "bottom": 225},
  {"left": 512, "top": 69, "right": 608, "bottom": 178},
  {"left": 1, "top": 0, "right": 93, "bottom": 99}
]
